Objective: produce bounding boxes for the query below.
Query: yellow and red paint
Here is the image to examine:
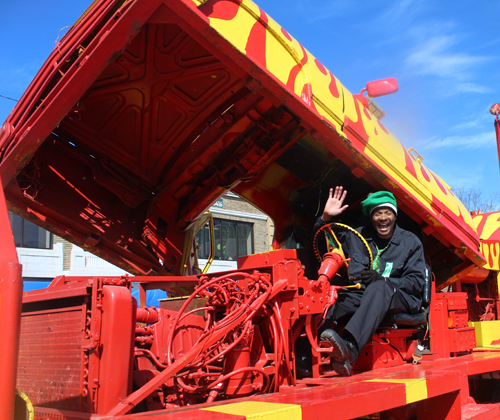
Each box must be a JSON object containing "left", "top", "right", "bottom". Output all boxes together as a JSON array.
[
  {"left": 202, "top": 401, "right": 301, "bottom": 420},
  {"left": 470, "top": 320, "right": 500, "bottom": 348},
  {"left": 196, "top": 0, "right": 345, "bottom": 126},
  {"left": 365, "top": 378, "right": 427, "bottom": 405},
  {"left": 473, "top": 211, "right": 500, "bottom": 270},
  {"left": 192, "top": 0, "right": 482, "bottom": 264},
  {"left": 124, "top": 366, "right": 469, "bottom": 420}
]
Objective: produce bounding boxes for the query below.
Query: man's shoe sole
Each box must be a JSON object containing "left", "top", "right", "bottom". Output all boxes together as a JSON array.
[
  {"left": 331, "top": 360, "right": 353, "bottom": 376},
  {"left": 321, "top": 330, "right": 348, "bottom": 362},
  {"left": 321, "top": 329, "right": 355, "bottom": 376}
]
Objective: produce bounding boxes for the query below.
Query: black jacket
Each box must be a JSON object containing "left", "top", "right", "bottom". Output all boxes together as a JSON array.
[{"left": 313, "top": 217, "right": 426, "bottom": 313}]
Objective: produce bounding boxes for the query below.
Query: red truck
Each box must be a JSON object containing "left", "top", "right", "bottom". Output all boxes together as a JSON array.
[{"left": 2, "top": 0, "right": 500, "bottom": 419}]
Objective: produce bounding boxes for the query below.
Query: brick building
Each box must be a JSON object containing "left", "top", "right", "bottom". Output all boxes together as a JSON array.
[{"left": 196, "top": 192, "right": 274, "bottom": 272}]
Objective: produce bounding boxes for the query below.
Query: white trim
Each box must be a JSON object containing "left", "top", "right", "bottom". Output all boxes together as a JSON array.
[
  {"left": 66, "top": 245, "right": 130, "bottom": 276},
  {"left": 209, "top": 207, "right": 268, "bottom": 221},
  {"left": 17, "top": 242, "right": 64, "bottom": 278},
  {"left": 199, "top": 259, "right": 238, "bottom": 273},
  {"left": 370, "top": 203, "right": 397, "bottom": 217}
]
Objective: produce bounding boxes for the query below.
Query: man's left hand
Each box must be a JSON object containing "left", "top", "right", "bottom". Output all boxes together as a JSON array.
[{"left": 359, "top": 269, "right": 384, "bottom": 285}]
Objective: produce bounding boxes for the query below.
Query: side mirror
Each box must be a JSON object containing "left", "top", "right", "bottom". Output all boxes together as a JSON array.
[
  {"left": 365, "top": 78, "right": 399, "bottom": 98},
  {"left": 354, "top": 78, "right": 399, "bottom": 119}
]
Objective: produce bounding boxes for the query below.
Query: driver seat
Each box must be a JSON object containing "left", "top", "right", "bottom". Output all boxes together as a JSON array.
[
  {"left": 382, "top": 264, "right": 432, "bottom": 328},
  {"left": 353, "top": 265, "right": 432, "bottom": 370}
]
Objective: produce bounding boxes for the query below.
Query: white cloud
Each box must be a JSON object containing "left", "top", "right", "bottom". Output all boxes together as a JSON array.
[
  {"left": 451, "top": 119, "right": 482, "bottom": 131},
  {"left": 405, "top": 36, "right": 491, "bottom": 80},
  {"left": 450, "top": 109, "right": 495, "bottom": 132},
  {"left": 449, "top": 82, "right": 492, "bottom": 95},
  {"left": 379, "top": 0, "right": 423, "bottom": 30},
  {"left": 421, "top": 131, "right": 495, "bottom": 150},
  {"left": 481, "top": 37, "right": 500, "bottom": 49}
]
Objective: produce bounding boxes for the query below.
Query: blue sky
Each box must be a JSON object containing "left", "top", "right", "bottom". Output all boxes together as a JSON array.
[{"left": 1, "top": 0, "right": 499, "bottom": 196}]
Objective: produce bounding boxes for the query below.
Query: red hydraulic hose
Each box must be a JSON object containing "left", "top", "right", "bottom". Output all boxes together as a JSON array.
[
  {"left": 107, "top": 274, "right": 281, "bottom": 416},
  {"left": 204, "top": 320, "right": 252, "bottom": 365},
  {"left": 273, "top": 301, "right": 295, "bottom": 386},
  {"left": 166, "top": 275, "right": 244, "bottom": 364},
  {"left": 268, "top": 311, "right": 281, "bottom": 392},
  {"left": 204, "top": 367, "right": 270, "bottom": 394}
]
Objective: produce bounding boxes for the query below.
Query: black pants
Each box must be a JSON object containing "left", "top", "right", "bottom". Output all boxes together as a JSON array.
[{"left": 323, "top": 280, "right": 410, "bottom": 352}]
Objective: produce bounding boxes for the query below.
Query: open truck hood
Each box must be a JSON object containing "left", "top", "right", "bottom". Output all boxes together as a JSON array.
[{"left": 0, "top": 0, "right": 484, "bottom": 284}]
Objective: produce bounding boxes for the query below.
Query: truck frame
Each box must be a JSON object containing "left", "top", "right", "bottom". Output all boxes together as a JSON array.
[{"left": 2, "top": 0, "right": 500, "bottom": 419}]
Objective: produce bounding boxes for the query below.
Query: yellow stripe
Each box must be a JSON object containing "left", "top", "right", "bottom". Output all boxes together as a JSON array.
[
  {"left": 366, "top": 378, "right": 427, "bottom": 404},
  {"left": 472, "top": 351, "right": 500, "bottom": 359},
  {"left": 469, "top": 320, "right": 500, "bottom": 347},
  {"left": 16, "top": 390, "right": 35, "bottom": 420},
  {"left": 201, "top": 401, "right": 301, "bottom": 420}
]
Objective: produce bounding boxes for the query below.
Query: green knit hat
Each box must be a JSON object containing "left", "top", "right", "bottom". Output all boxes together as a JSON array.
[{"left": 361, "top": 191, "right": 397, "bottom": 216}]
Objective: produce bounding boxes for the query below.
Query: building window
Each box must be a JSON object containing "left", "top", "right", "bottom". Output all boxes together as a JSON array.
[
  {"left": 9, "top": 212, "right": 52, "bottom": 249},
  {"left": 196, "top": 218, "right": 254, "bottom": 261}
]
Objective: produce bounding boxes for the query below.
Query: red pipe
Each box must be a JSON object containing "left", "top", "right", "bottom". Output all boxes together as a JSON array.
[
  {"left": 136, "top": 307, "right": 159, "bottom": 324},
  {"left": 107, "top": 274, "right": 279, "bottom": 416},
  {"left": 0, "top": 178, "right": 23, "bottom": 420},
  {"left": 490, "top": 103, "right": 500, "bottom": 174},
  {"left": 496, "top": 117, "right": 500, "bottom": 175}
]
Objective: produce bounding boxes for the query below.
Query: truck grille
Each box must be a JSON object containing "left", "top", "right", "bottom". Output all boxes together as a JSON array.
[{"left": 17, "top": 305, "right": 87, "bottom": 411}]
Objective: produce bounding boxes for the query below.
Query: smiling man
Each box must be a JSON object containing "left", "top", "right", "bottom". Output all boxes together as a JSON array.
[{"left": 312, "top": 187, "right": 426, "bottom": 376}]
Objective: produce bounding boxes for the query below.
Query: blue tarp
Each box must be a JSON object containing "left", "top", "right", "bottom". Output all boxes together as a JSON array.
[
  {"left": 131, "top": 288, "right": 168, "bottom": 307},
  {"left": 22, "top": 278, "right": 168, "bottom": 307},
  {"left": 23, "top": 279, "right": 52, "bottom": 292}
]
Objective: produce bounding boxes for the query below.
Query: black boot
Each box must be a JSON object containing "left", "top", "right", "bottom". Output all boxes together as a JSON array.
[{"left": 320, "top": 329, "right": 359, "bottom": 376}]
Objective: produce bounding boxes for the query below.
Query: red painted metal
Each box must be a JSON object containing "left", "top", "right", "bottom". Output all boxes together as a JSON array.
[
  {"left": 103, "top": 249, "right": 349, "bottom": 416},
  {"left": 354, "top": 329, "right": 417, "bottom": 370},
  {"left": 97, "top": 285, "right": 136, "bottom": 413},
  {"left": 4, "top": 1, "right": 500, "bottom": 419},
  {"left": 9, "top": 254, "right": 500, "bottom": 419},
  {"left": 136, "top": 306, "right": 159, "bottom": 324},
  {"left": 0, "top": 0, "right": 484, "bottom": 282},
  {"left": 223, "top": 334, "right": 254, "bottom": 397},
  {"left": 17, "top": 305, "right": 88, "bottom": 411},
  {"left": 0, "top": 178, "right": 23, "bottom": 420},
  {"left": 12, "top": 249, "right": 358, "bottom": 417},
  {"left": 491, "top": 103, "right": 500, "bottom": 174},
  {"left": 425, "top": 290, "right": 476, "bottom": 361},
  {"left": 12, "top": 241, "right": 496, "bottom": 419},
  {"left": 108, "top": 273, "right": 275, "bottom": 415}
]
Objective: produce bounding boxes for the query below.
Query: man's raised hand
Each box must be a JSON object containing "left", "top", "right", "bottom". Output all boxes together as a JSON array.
[{"left": 322, "top": 186, "right": 349, "bottom": 222}]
